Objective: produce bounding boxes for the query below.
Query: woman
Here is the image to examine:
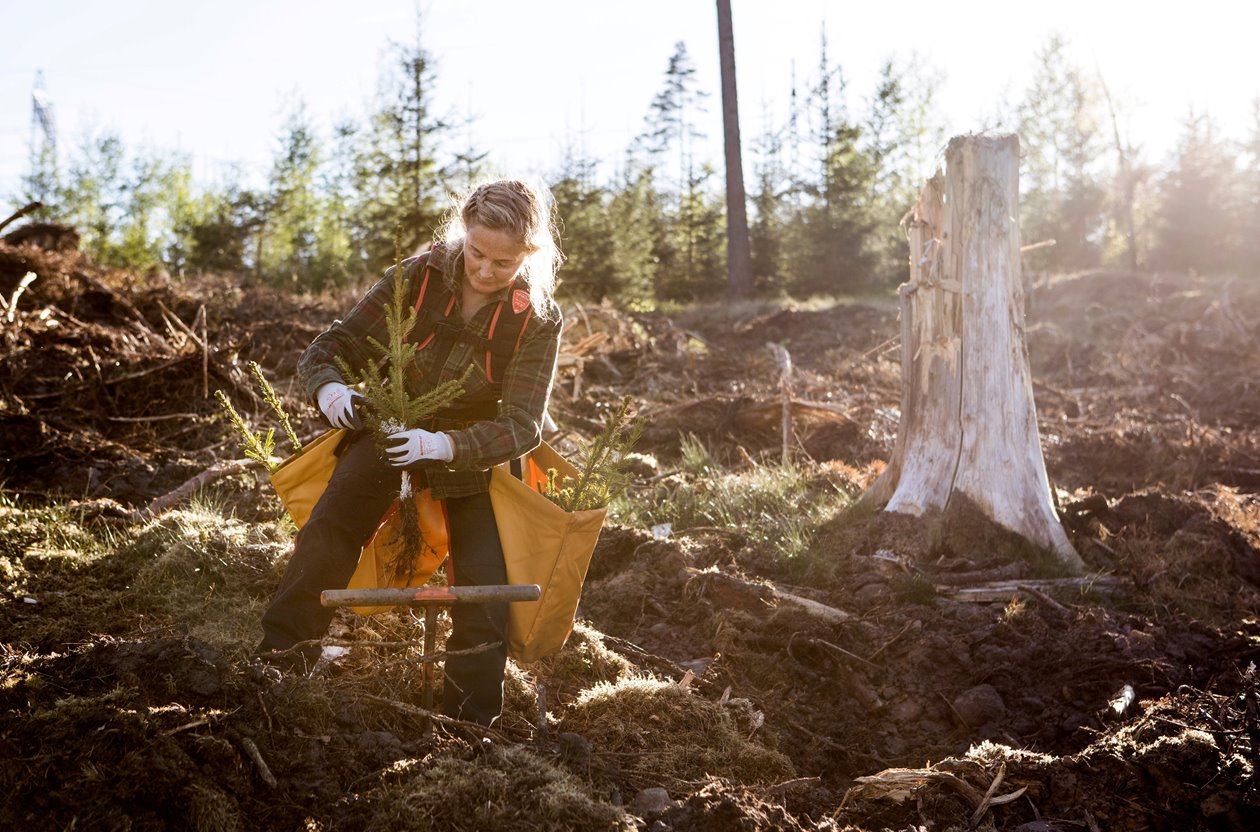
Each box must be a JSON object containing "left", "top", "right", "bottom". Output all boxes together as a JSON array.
[{"left": 258, "top": 179, "right": 564, "bottom": 726}]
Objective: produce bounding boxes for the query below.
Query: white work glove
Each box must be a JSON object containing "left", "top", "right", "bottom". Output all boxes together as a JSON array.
[
  {"left": 385, "top": 427, "right": 455, "bottom": 467},
  {"left": 315, "top": 382, "right": 364, "bottom": 430}
]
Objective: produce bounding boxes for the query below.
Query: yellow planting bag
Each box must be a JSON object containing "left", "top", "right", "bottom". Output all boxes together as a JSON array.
[
  {"left": 269, "top": 429, "right": 448, "bottom": 616},
  {"left": 490, "top": 441, "right": 607, "bottom": 663},
  {"left": 269, "top": 428, "right": 346, "bottom": 528}
]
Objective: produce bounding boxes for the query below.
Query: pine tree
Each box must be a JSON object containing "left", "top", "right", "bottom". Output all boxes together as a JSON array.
[
  {"left": 315, "top": 119, "right": 367, "bottom": 288},
  {"left": 356, "top": 27, "right": 455, "bottom": 271},
  {"left": 1018, "top": 34, "right": 1109, "bottom": 272},
  {"left": 550, "top": 144, "right": 617, "bottom": 301},
  {"left": 863, "top": 56, "right": 947, "bottom": 287},
  {"left": 176, "top": 178, "right": 265, "bottom": 275},
  {"left": 259, "top": 101, "right": 323, "bottom": 287},
  {"left": 117, "top": 153, "right": 166, "bottom": 269},
  {"left": 640, "top": 41, "right": 713, "bottom": 299},
  {"left": 642, "top": 42, "right": 708, "bottom": 200},
  {"left": 666, "top": 163, "right": 726, "bottom": 301},
  {"left": 606, "top": 162, "right": 660, "bottom": 309},
  {"left": 336, "top": 258, "right": 469, "bottom": 579},
  {"left": 159, "top": 157, "right": 196, "bottom": 274},
  {"left": 789, "top": 34, "right": 878, "bottom": 296},
  {"left": 59, "top": 129, "right": 125, "bottom": 259},
  {"left": 748, "top": 112, "right": 789, "bottom": 295},
  {"left": 1152, "top": 111, "right": 1239, "bottom": 274},
  {"left": 1237, "top": 99, "right": 1260, "bottom": 275}
]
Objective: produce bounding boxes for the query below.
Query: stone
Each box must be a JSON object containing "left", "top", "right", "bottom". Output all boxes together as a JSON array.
[
  {"left": 630, "top": 787, "right": 672, "bottom": 817},
  {"left": 952, "top": 684, "right": 1006, "bottom": 728}
]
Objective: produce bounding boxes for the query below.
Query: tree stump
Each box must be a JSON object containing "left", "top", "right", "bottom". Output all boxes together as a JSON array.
[{"left": 864, "top": 134, "right": 1083, "bottom": 571}]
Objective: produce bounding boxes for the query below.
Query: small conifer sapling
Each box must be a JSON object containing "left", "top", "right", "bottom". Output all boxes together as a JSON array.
[{"left": 335, "top": 258, "right": 471, "bottom": 581}]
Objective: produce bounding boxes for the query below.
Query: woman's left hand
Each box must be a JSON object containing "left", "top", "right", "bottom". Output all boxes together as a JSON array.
[{"left": 385, "top": 427, "right": 455, "bottom": 467}]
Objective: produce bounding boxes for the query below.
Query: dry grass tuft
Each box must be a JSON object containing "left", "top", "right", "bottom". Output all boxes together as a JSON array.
[
  {"left": 354, "top": 745, "right": 631, "bottom": 831},
  {"left": 557, "top": 677, "right": 793, "bottom": 791},
  {"left": 527, "top": 622, "right": 634, "bottom": 690}
]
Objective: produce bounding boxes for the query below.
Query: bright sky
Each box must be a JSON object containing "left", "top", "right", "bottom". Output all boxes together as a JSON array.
[{"left": 3, "top": 0, "right": 1258, "bottom": 211}]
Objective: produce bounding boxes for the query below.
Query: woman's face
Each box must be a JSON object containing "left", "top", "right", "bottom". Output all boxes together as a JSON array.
[{"left": 463, "top": 223, "right": 529, "bottom": 296}]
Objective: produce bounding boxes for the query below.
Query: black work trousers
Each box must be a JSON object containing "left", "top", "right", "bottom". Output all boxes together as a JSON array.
[{"left": 259, "top": 433, "right": 509, "bottom": 725}]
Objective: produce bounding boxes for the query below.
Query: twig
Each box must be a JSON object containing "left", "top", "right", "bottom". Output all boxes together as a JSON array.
[
  {"left": 198, "top": 304, "right": 209, "bottom": 398},
  {"left": 535, "top": 681, "right": 550, "bottom": 738},
  {"left": 938, "top": 691, "right": 969, "bottom": 729},
  {"left": 4, "top": 272, "right": 38, "bottom": 324},
  {"left": 1020, "top": 238, "right": 1057, "bottom": 253},
  {"left": 358, "top": 692, "right": 516, "bottom": 742},
  {"left": 806, "top": 637, "right": 880, "bottom": 670},
  {"left": 155, "top": 300, "right": 206, "bottom": 350},
  {"left": 0, "top": 201, "right": 41, "bottom": 235},
  {"left": 23, "top": 355, "right": 189, "bottom": 399},
  {"left": 237, "top": 735, "right": 277, "bottom": 788},
  {"left": 969, "top": 761, "right": 1006, "bottom": 826},
  {"left": 771, "top": 584, "right": 852, "bottom": 623},
  {"left": 767, "top": 342, "right": 793, "bottom": 464},
  {"left": 317, "top": 638, "right": 427, "bottom": 649},
  {"left": 866, "top": 620, "right": 917, "bottom": 662},
  {"left": 759, "top": 776, "right": 822, "bottom": 797},
  {"left": 1017, "top": 584, "right": 1072, "bottom": 613},
  {"left": 165, "top": 717, "right": 212, "bottom": 736},
  {"left": 131, "top": 458, "right": 258, "bottom": 521},
  {"left": 107, "top": 413, "right": 201, "bottom": 423},
  {"left": 969, "top": 762, "right": 1027, "bottom": 825},
  {"left": 937, "top": 576, "right": 1131, "bottom": 603},
  {"left": 64, "top": 498, "right": 132, "bottom": 521}
]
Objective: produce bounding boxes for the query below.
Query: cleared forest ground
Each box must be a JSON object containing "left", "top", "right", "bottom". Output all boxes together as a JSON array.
[{"left": 2, "top": 229, "right": 1259, "bottom": 830}]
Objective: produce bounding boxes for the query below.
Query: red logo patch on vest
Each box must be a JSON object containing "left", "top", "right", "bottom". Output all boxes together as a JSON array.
[{"left": 511, "top": 288, "right": 530, "bottom": 314}]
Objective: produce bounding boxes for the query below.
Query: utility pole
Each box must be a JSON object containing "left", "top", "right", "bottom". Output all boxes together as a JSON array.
[{"left": 716, "top": 0, "right": 753, "bottom": 298}]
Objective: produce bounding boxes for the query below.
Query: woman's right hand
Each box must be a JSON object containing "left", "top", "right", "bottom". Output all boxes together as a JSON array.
[{"left": 316, "top": 382, "right": 364, "bottom": 430}]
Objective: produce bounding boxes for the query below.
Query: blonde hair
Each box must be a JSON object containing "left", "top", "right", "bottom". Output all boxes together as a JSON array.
[{"left": 437, "top": 179, "right": 564, "bottom": 319}]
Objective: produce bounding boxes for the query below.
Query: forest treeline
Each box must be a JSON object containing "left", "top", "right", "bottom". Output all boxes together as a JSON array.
[{"left": 15, "top": 32, "right": 1260, "bottom": 303}]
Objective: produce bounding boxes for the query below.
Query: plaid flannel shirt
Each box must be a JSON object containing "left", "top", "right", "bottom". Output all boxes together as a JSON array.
[{"left": 298, "top": 248, "right": 563, "bottom": 499}]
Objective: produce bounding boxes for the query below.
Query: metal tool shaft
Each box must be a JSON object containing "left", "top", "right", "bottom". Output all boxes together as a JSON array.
[{"left": 320, "top": 584, "right": 540, "bottom": 608}]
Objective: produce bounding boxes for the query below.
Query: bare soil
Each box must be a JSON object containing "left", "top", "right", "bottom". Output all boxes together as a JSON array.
[{"left": 3, "top": 230, "right": 1259, "bottom": 830}]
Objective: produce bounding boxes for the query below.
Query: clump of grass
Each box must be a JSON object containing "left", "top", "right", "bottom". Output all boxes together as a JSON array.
[
  {"left": 556, "top": 677, "right": 794, "bottom": 791},
  {"left": 2, "top": 499, "right": 132, "bottom": 590},
  {"left": 677, "top": 431, "right": 716, "bottom": 476},
  {"left": 124, "top": 506, "right": 291, "bottom": 653},
  {"left": 525, "top": 622, "right": 634, "bottom": 689},
  {"left": 613, "top": 438, "right": 849, "bottom": 570},
  {"left": 354, "top": 746, "right": 631, "bottom": 832},
  {"left": 186, "top": 782, "right": 243, "bottom": 832},
  {"left": 891, "top": 572, "right": 938, "bottom": 605}
]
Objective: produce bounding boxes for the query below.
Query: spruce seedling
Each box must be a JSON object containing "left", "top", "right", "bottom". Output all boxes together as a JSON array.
[
  {"left": 334, "top": 255, "right": 471, "bottom": 582},
  {"left": 542, "top": 396, "right": 643, "bottom": 511},
  {"left": 248, "top": 360, "right": 303, "bottom": 455},
  {"left": 215, "top": 389, "right": 277, "bottom": 472}
]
